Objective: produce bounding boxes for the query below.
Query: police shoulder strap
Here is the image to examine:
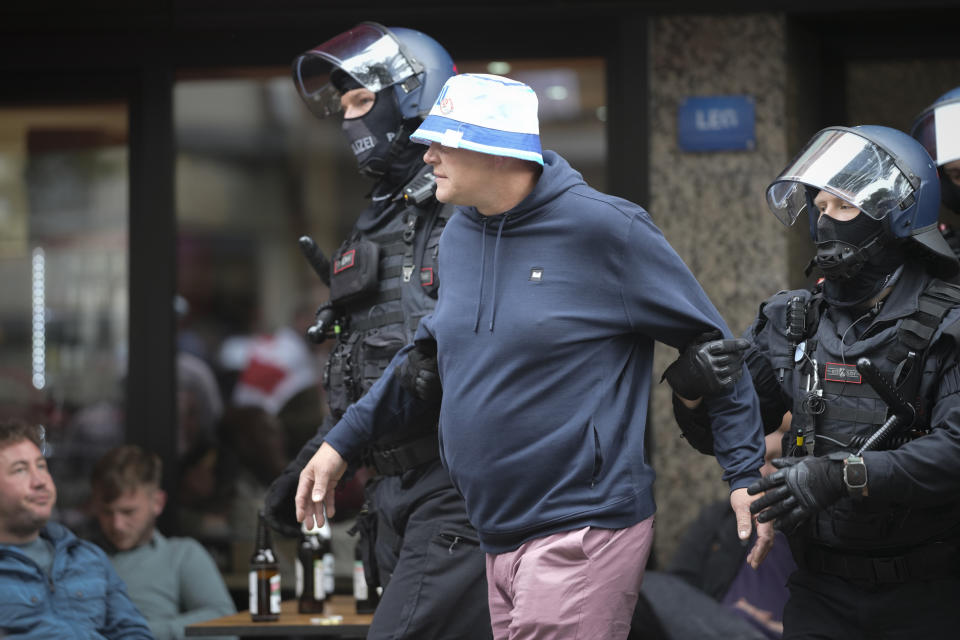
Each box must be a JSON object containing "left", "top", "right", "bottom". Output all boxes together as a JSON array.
[{"left": 887, "top": 279, "right": 960, "bottom": 365}]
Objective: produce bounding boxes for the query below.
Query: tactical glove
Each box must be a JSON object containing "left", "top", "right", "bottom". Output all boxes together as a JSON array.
[
  {"left": 663, "top": 330, "right": 751, "bottom": 400},
  {"left": 396, "top": 339, "right": 442, "bottom": 404},
  {"left": 748, "top": 455, "right": 845, "bottom": 533}
]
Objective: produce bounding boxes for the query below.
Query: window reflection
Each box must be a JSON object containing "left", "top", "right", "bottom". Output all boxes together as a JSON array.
[{"left": 0, "top": 103, "right": 129, "bottom": 534}]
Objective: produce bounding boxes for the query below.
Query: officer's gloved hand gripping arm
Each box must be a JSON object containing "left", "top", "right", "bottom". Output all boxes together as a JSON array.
[
  {"left": 396, "top": 338, "right": 442, "bottom": 404},
  {"left": 663, "top": 331, "right": 772, "bottom": 561},
  {"left": 663, "top": 330, "right": 751, "bottom": 405}
]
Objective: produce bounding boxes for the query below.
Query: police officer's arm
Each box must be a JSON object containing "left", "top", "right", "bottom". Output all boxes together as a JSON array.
[
  {"left": 620, "top": 211, "right": 765, "bottom": 539},
  {"left": 863, "top": 325, "right": 960, "bottom": 503},
  {"left": 295, "top": 322, "right": 440, "bottom": 527},
  {"left": 672, "top": 319, "right": 791, "bottom": 455}
]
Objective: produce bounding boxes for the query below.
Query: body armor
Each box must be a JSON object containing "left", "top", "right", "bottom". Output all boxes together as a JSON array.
[
  {"left": 323, "top": 166, "right": 449, "bottom": 452},
  {"left": 756, "top": 269, "right": 960, "bottom": 552}
]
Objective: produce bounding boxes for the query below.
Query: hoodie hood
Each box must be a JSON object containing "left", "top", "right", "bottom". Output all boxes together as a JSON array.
[
  {"left": 456, "top": 150, "right": 586, "bottom": 331},
  {"left": 458, "top": 150, "right": 585, "bottom": 227}
]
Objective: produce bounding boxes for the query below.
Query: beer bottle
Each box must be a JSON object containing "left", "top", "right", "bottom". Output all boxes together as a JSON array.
[
  {"left": 354, "top": 542, "right": 380, "bottom": 614},
  {"left": 249, "top": 510, "right": 281, "bottom": 622},
  {"left": 296, "top": 520, "right": 326, "bottom": 613},
  {"left": 319, "top": 518, "right": 335, "bottom": 599}
]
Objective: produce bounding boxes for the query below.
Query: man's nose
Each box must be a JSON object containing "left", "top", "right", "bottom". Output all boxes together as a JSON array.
[
  {"left": 423, "top": 143, "right": 438, "bottom": 164},
  {"left": 30, "top": 468, "right": 49, "bottom": 487}
]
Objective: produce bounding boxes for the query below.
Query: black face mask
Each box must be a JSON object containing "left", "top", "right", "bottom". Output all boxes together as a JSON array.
[
  {"left": 341, "top": 90, "right": 403, "bottom": 179},
  {"left": 815, "top": 214, "right": 903, "bottom": 307}
]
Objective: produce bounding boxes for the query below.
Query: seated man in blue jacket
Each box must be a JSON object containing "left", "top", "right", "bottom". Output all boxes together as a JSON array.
[
  {"left": 0, "top": 417, "right": 153, "bottom": 639},
  {"left": 294, "top": 73, "right": 770, "bottom": 639}
]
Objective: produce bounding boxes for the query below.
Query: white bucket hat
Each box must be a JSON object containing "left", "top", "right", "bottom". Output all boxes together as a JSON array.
[{"left": 410, "top": 73, "right": 543, "bottom": 165}]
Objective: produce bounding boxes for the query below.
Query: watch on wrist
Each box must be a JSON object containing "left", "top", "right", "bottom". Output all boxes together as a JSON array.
[{"left": 843, "top": 454, "right": 868, "bottom": 497}]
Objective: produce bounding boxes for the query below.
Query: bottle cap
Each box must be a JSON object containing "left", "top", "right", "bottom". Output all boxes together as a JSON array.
[{"left": 319, "top": 518, "right": 332, "bottom": 539}]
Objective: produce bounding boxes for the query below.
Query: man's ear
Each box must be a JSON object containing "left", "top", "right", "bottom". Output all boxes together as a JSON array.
[{"left": 152, "top": 488, "right": 167, "bottom": 517}]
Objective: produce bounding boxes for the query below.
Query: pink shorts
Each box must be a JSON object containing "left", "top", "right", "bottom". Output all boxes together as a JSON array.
[{"left": 485, "top": 516, "right": 655, "bottom": 640}]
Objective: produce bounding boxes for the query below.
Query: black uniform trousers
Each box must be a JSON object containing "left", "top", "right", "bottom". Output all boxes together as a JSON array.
[
  {"left": 783, "top": 568, "right": 960, "bottom": 640},
  {"left": 366, "top": 459, "right": 492, "bottom": 640}
]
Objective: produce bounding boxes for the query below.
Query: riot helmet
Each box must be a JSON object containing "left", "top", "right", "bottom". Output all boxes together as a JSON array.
[
  {"left": 766, "top": 125, "right": 959, "bottom": 304},
  {"left": 292, "top": 23, "right": 456, "bottom": 180},
  {"left": 911, "top": 87, "right": 960, "bottom": 213}
]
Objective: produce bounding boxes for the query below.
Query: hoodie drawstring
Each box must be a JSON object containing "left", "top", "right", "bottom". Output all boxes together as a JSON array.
[
  {"left": 489, "top": 215, "right": 507, "bottom": 332},
  {"left": 473, "top": 219, "right": 488, "bottom": 332}
]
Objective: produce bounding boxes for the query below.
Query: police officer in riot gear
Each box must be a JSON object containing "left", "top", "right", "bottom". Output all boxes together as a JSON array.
[
  {"left": 912, "top": 87, "right": 960, "bottom": 257},
  {"left": 678, "top": 125, "right": 960, "bottom": 638},
  {"left": 263, "top": 23, "right": 491, "bottom": 639}
]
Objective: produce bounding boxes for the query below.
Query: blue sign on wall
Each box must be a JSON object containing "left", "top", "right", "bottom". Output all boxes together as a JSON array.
[{"left": 677, "top": 95, "right": 756, "bottom": 152}]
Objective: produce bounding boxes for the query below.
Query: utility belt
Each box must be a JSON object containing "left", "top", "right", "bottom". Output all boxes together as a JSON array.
[
  {"left": 798, "top": 541, "right": 960, "bottom": 586},
  {"left": 367, "top": 432, "right": 439, "bottom": 476}
]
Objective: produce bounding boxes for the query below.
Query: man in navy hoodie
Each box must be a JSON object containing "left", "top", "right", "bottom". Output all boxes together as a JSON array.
[{"left": 295, "top": 74, "right": 769, "bottom": 639}]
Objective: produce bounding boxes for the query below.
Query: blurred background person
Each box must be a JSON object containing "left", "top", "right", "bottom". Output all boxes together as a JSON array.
[
  {"left": 91, "top": 444, "right": 236, "bottom": 640},
  {"left": 912, "top": 86, "right": 960, "bottom": 261}
]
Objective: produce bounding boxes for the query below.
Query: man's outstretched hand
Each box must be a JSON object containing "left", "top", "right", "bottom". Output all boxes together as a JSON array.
[{"left": 295, "top": 442, "right": 348, "bottom": 529}]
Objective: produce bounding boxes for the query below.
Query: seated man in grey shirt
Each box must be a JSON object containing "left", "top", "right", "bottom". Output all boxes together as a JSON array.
[{"left": 92, "top": 445, "right": 236, "bottom": 640}]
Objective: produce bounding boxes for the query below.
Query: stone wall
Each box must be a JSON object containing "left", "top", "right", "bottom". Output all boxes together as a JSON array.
[{"left": 646, "top": 13, "right": 790, "bottom": 565}]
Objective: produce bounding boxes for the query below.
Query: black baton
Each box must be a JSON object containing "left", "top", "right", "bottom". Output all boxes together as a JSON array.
[
  {"left": 299, "top": 235, "right": 331, "bottom": 286},
  {"left": 855, "top": 357, "right": 916, "bottom": 455}
]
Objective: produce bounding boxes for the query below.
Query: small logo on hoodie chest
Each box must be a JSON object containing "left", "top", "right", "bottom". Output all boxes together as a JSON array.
[{"left": 529, "top": 267, "right": 544, "bottom": 282}]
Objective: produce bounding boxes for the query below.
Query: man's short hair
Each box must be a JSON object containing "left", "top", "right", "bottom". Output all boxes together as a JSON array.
[
  {"left": 0, "top": 418, "right": 45, "bottom": 452},
  {"left": 91, "top": 445, "right": 162, "bottom": 503}
]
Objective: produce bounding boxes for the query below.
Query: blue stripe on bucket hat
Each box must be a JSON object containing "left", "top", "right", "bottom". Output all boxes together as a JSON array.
[{"left": 411, "top": 73, "right": 544, "bottom": 165}]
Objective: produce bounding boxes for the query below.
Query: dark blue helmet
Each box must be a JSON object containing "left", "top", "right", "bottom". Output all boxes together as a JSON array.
[
  {"left": 911, "top": 87, "right": 960, "bottom": 213},
  {"left": 766, "top": 125, "right": 958, "bottom": 277},
  {"left": 911, "top": 87, "right": 960, "bottom": 167},
  {"left": 292, "top": 22, "right": 456, "bottom": 121}
]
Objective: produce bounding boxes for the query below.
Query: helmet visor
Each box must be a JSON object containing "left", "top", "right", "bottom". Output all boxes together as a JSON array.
[
  {"left": 766, "top": 128, "right": 917, "bottom": 226},
  {"left": 292, "top": 22, "right": 421, "bottom": 118},
  {"left": 911, "top": 98, "right": 960, "bottom": 167}
]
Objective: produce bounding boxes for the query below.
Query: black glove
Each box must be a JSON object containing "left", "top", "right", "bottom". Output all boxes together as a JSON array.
[
  {"left": 396, "top": 339, "right": 441, "bottom": 404},
  {"left": 747, "top": 455, "right": 845, "bottom": 533},
  {"left": 263, "top": 432, "right": 324, "bottom": 537},
  {"left": 263, "top": 470, "right": 301, "bottom": 538},
  {"left": 663, "top": 330, "right": 750, "bottom": 400}
]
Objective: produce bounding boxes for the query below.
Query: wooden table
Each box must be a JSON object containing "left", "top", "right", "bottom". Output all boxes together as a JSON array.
[{"left": 185, "top": 596, "right": 373, "bottom": 637}]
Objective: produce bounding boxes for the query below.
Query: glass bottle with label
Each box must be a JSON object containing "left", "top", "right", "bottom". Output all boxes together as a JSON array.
[
  {"left": 249, "top": 510, "right": 281, "bottom": 622},
  {"left": 354, "top": 542, "right": 380, "bottom": 614},
  {"left": 296, "top": 520, "right": 326, "bottom": 613},
  {"left": 319, "top": 518, "right": 336, "bottom": 599}
]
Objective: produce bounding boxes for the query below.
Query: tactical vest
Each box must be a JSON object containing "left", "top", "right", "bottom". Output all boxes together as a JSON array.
[
  {"left": 759, "top": 274, "right": 960, "bottom": 551},
  {"left": 323, "top": 166, "right": 450, "bottom": 453}
]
